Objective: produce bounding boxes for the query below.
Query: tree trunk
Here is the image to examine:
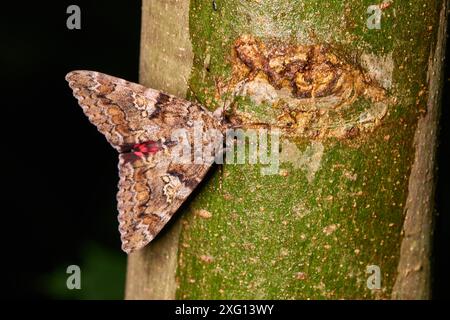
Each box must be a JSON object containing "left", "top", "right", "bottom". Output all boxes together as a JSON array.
[{"left": 126, "top": 0, "right": 448, "bottom": 299}]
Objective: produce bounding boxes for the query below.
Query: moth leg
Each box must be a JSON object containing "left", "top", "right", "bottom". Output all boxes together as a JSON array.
[{"left": 212, "top": 79, "right": 248, "bottom": 119}]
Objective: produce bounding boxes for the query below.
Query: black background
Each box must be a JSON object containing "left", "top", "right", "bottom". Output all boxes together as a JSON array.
[
  {"left": 3, "top": 1, "right": 141, "bottom": 299},
  {"left": 1, "top": 1, "right": 449, "bottom": 299}
]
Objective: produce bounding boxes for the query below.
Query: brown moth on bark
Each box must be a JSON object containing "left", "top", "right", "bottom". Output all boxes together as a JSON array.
[
  {"left": 66, "top": 37, "right": 389, "bottom": 254},
  {"left": 66, "top": 36, "right": 387, "bottom": 253},
  {"left": 66, "top": 70, "right": 222, "bottom": 253}
]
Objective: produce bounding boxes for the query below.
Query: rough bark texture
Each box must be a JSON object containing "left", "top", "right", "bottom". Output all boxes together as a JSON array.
[{"left": 126, "top": 0, "right": 447, "bottom": 299}]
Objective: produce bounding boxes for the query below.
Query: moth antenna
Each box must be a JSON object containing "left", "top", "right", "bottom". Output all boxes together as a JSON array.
[{"left": 218, "top": 77, "right": 249, "bottom": 125}]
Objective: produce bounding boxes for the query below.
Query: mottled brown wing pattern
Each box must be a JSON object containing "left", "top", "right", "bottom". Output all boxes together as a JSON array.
[
  {"left": 66, "top": 70, "right": 221, "bottom": 253},
  {"left": 66, "top": 70, "right": 216, "bottom": 152},
  {"left": 117, "top": 155, "right": 211, "bottom": 253}
]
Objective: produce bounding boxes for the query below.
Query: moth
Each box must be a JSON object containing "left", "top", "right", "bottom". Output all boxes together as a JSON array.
[{"left": 66, "top": 70, "right": 223, "bottom": 253}]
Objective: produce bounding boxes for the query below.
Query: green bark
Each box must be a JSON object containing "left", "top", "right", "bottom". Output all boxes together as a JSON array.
[{"left": 126, "top": 0, "right": 447, "bottom": 300}]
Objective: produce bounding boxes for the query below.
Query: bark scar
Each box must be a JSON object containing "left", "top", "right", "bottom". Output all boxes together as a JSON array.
[{"left": 222, "top": 34, "right": 392, "bottom": 140}]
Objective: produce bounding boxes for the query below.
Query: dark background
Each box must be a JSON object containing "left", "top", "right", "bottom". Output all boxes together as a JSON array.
[
  {"left": 1, "top": 1, "right": 448, "bottom": 299},
  {"left": 2, "top": 1, "right": 141, "bottom": 299}
]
